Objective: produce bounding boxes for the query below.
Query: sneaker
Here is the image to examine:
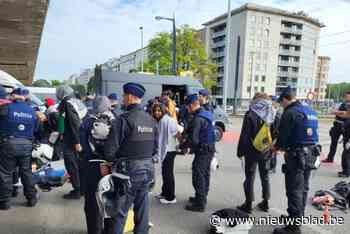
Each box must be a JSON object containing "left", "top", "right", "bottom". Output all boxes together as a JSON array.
[
  {"left": 257, "top": 200, "right": 269, "bottom": 212},
  {"left": 63, "top": 190, "right": 81, "bottom": 200},
  {"left": 237, "top": 202, "right": 252, "bottom": 214},
  {"left": 155, "top": 194, "right": 164, "bottom": 199},
  {"left": 0, "top": 202, "right": 11, "bottom": 210},
  {"left": 185, "top": 203, "right": 205, "bottom": 212},
  {"left": 338, "top": 172, "right": 350, "bottom": 178},
  {"left": 159, "top": 198, "right": 177, "bottom": 204},
  {"left": 27, "top": 193, "right": 39, "bottom": 207}
]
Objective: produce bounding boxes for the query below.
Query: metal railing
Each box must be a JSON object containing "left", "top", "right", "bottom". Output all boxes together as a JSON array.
[
  {"left": 279, "top": 49, "right": 301, "bottom": 56},
  {"left": 211, "top": 41, "right": 225, "bottom": 48},
  {"left": 280, "top": 39, "right": 302, "bottom": 46},
  {"left": 212, "top": 51, "right": 225, "bottom": 58},
  {"left": 278, "top": 60, "right": 300, "bottom": 67},
  {"left": 278, "top": 71, "right": 299, "bottom": 77},
  {"left": 212, "top": 30, "right": 226, "bottom": 38},
  {"left": 281, "top": 27, "right": 303, "bottom": 35}
]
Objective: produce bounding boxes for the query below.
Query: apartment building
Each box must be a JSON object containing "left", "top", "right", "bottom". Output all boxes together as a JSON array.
[
  {"left": 114, "top": 47, "right": 148, "bottom": 73},
  {"left": 315, "top": 56, "right": 331, "bottom": 101},
  {"left": 200, "top": 3, "right": 324, "bottom": 104}
]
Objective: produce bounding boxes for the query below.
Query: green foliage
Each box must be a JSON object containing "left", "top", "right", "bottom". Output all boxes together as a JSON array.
[
  {"left": 70, "top": 84, "right": 86, "bottom": 98},
  {"left": 87, "top": 76, "right": 96, "bottom": 93},
  {"left": 144, "top": 25, "right": 217, "bottom": 88},
  {"left": 326, "top": 83, "right": 350, "bottom": 101},
  {"left": 32, "top": 79, "right": 51, "bottom": 87},
  {"left": 51, "top": 80, "right": 61, "bottom": 87}
]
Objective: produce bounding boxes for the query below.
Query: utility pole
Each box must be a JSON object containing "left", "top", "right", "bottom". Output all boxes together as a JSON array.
[
  {"left": 139, "top": 26, "right": 144, "bottom": 72},
  {"left": 223, "top": 0, "right": 232, "bottom": 111}
]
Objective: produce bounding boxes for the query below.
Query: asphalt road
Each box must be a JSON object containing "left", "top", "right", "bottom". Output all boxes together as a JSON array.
[{"left": 0, "top": 117, "right": 349, "bottom": 234}]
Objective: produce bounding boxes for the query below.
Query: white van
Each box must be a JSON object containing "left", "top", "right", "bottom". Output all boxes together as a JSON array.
[{"left": 0, "top": 70, "right": 45, "bottom": 111}]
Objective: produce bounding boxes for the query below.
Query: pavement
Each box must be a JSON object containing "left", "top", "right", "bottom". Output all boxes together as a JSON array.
[{"left": 0, "top": 117, "right": 349, "bottom": 234}]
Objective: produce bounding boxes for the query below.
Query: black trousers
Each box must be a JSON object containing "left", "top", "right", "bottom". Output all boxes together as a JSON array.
[
  {"left": 192, "top": 149, "right": 214, "bottom": 207},
  {"left": 161, "top": 151, "right": 177, "bottom": 201},
  {"left": 83, "top": 161, "right": 116, "bottom": 234},
  {"left": 0, "top": 155, "right": 37, "bottom": 204},
  {"left": 341, "top": 144, "right": 350, "bottom": 175},
  {"left": 327, "top": 125, "right": 343, "bottom": 161},
  {"left": 63, "top": 143, "right": 81, "bottom": 192},
  {"left": 284, "top": 151, "right": 311, "bottom": 218},
  {"left": 243, "top": 156, "right": 271, "bottom": 203}
]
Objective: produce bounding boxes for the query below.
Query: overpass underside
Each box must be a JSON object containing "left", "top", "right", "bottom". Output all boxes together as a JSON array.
[{"left": 0, "top": 0, "right": 49, "bottom": 85}]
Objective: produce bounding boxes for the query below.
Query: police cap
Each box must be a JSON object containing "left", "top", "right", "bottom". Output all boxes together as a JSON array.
[
  {"left": 185, "top": 94, "right": 199, "bottom": 106},
  {"left": 108, "top": 93, "right": 118, "bottom": 101},
  {"left": 123, "top": 82, "right": 145, "bottom": 98},
  {"left": 199, "top": 89, "right": 210, "bottom": 97},
  {"left": 0, "top": 86, "right": 7, "bottom": 99},
  {"left": 277, "top": 86, "right": 295, "bottom": 103},
  {"left": 12, "top": 88, "right": 29, "bottom": 97}
]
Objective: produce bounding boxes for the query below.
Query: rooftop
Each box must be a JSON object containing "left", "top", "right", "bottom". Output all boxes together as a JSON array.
[{"left": 202, "top": 2, "right": 325, "bottom": 28}]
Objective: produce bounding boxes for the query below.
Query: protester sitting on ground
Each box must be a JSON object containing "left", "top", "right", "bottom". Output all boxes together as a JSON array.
[{"left": 152, "top": 103, "right": 183, "bottom": 204}]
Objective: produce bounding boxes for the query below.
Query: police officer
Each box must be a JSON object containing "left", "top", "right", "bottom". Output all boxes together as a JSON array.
[
  {"left": 273, "top": 87, "right": 319, "bottom": 234},
  {"left": 80, "top": 96, "right": 118, "bottom": 234},
  {"left": 184, "top": 94, "right": 215, "bottom": 212},
  {"left": 111, "top": 82, "right": 157, "bottom": 234},
  {"left": 323, "top": 92, "right": 350, "bottom": 163},
  {"left": 198, "top": 89, "right": 214, "bottom": 113},
  {"left": 0, "top": 88, "right": 38, "bottom": 210}
]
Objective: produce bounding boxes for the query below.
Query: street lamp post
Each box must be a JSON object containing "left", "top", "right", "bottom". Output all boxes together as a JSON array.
[
  {"left": 155, "top": 14, "right": 177, "bottom": 75},
  {"left": 139, "top": 26, "right": 144, "bottom": 73}
]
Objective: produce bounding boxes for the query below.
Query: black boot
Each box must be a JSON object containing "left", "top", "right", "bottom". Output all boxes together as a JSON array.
[
  {"left": 12, "top": 187, "right": 19, "bottom": 198},
  {"left": 0, "top": 202, "right": 11, "bottom": 210},
  {"left": 188, "top": 196, "right": 197, "bottom": 203},
  {"left": 273, "top": 225, "right": 301, "bottom": 234},
  {"left": 257, "top": 200, "right": 269, "bottom": 212},
  {"left": 237, "top": 201, "right": 252, "bottom": 213},
  {"left": 185, "top": 203, "right": 205, "bottom": 212}
]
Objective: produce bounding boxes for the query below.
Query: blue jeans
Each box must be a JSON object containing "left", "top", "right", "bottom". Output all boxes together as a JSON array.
[{"left": 114, "top": 159, "right": 154, "bottom": 234}]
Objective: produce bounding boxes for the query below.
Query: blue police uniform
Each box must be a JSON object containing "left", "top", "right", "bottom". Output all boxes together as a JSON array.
[
  {"left": 275, "top": 90, "right": 319, "bottom": 234},
  {"left": 0, "top": 89, "right": 38, "bottom": 209},
  {"left": 184, "top": 94, "right": 215, "bottom": 212},
  {"left": 112, "top": 83, "right": 157, "bottom": 234},
  {"left": 199, "top": 89, "right": 214, "bottom": 113}
]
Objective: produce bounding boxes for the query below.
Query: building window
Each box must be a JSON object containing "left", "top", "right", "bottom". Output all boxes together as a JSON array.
[
  {"left": 264, "top": 29, "right": 269, "bottom": 38},
  {"left": 254, "top": 86, "right": 258, "bottom": 92},
  {"left": 247, "top": 86, "right": 251, "bottom": 92},
  {"left": 256, "top": 64, "right": 260, "bottom": 71},
  {"left": 262, "top": 75, "right": 266, "bottom": 82},
  {"left": 266, "top": 17, "right": 270, "bottom": 25},
  {"left": 251, "top": 15, "right": 256, "bottom": 22},
  {"left": 261, "top": 87, "right": 265, "bottom": 92},
  {"left": 255, "top": 75, "right": 259, "bottom": 82},
  {"left": 257, "top": 40, "right": 262, "bottom": 48}
]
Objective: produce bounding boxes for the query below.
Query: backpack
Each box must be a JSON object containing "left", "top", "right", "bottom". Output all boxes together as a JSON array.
[
  {"left": 253, "top": 122, "right": 273, "bottom": 153},
  {"left": 88, "top": 112, "right": 114, "bottom": 154}
]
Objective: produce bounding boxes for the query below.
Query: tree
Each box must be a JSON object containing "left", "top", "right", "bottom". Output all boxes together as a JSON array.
[
  {"left": 87, "top": 76, "right": 96, "bottom": 93},
  {"left": 326, "top": 83, "right": 350, "bottom": 101},
  {"left": 70, "top": 84, "right": 86, "bottom": 98},
  {"left": 143, "top": 25, "right": 218, "bottom": 89},
  {"left": 51, "top": 80, "right": 61, "bottom": 87},
  {"left": 32, "top": 79, "right": 51, "bottom": 87}
]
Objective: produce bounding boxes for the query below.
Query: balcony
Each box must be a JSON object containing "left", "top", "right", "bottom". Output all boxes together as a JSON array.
[
  {"left": 217, "top": 80, "right": 224, "bottom": 87},
  {"left": 278, "top": 71, "right": 299, "bottom": 77},
  {"left": 278, "top": 60, "right": 300, "bottom": 67},
  {"left": 212, "top": 51, "right": 225, "bottom": 58},
  {"left": 280, "top": 38, "right": 302, "bottom": 46},
  {"left": 211, "top": 40, "right": 225, "bottom": 48},
  {"left": 276, "top": 81, "right": 297, "bottom": 88},
  {"left": 212, "top": 30, "right": 226, "bottom": 38},
  {"left": 217, "top": 70, "right": 224, "bottom": 77},
  {"left": 279, "top": 49, "right": 301, "bottom": 56},
  {"left": 281, "top": 27, "right": 303, "bottom": 35},
  {"left": 217, "top": 61, "right": 225, "bottom": 67}
]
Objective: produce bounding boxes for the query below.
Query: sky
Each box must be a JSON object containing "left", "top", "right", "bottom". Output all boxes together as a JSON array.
[{"left": 34, "top": 0, "right": 350, "bottom": 83}]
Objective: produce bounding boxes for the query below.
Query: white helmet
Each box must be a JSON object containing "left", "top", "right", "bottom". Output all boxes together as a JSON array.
[{"left": 96, "top": 173, "right": 131, "bottom": 218}]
